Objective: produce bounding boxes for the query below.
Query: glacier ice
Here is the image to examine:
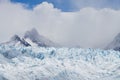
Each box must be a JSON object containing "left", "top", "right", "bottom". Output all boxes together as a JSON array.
[{"left": 0, "top": 45, "right": 120, "bottom": 80}]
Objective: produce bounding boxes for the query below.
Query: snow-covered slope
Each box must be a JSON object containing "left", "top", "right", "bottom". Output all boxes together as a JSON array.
[
  {"left": 24, "top": 28, "right": 57, "bottom": 47},
  {"left": 1, "top": 35, "right": 31, "bottom": 47},
  {"left": 106, "top": 33, "right": 120, "bottom": 51},
  {"left": 0, "top": 45, "right": 120, "bottom": 80},
  {"left": 1, "top": 28, "right": 58, "bottom": 47}
]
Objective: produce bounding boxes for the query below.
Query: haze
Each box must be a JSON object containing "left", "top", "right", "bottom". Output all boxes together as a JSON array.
[{"left": 0, "top": 0, "right": 120, "bottom": 48}]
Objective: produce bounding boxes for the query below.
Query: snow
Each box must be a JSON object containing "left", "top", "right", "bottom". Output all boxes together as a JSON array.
[
  {"left": 2, "top": 28, "right": 58, "bottom": 48},
  {"left": 106, "top": 33, "right": 120, "bottom": 51},
  {"left": 25, "top": 38, "right": 38, "bottom": 47},
  {"left": 24, "top": 28, "right": 57, "bottom": 47},
  {"left": 0, "top": 45, "right": 120, "bottom": 80}
]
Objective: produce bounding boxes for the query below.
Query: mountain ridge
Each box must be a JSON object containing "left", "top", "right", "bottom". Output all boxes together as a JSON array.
[
  {"left": 1, "top": 28, "right": 58, "bottom": 47},
  {"left": 106, "top": 33, "right": 120, "bottom": 51}
]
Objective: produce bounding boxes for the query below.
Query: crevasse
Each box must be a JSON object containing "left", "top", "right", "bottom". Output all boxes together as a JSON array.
[{"left": 0, "top": 45, "right": 120, "bottom": 80}]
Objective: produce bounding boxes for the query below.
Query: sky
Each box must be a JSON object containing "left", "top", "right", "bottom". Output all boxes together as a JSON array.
[
  {"left": 0, "top": 0, "right": 120, "bottom": 48},
  {"left": 11, "top": 0, "right": 120, "bottom": 11}
]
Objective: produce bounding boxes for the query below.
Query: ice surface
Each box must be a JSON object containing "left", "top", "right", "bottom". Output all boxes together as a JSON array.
[{"left": 0, "top": 45, "right": 120, "bottom": 80}]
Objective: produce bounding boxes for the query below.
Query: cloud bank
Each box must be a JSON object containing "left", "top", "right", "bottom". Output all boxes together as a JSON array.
[{"left": 0, "top": 1, "right": 120, "bottom": 48}]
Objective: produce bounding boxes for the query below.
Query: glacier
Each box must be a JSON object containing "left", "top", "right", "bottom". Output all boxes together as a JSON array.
[{"left": 0, "top": 45, "right": 120, "bottom": 80}]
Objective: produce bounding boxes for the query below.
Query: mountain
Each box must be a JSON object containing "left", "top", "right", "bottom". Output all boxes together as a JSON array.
[
  {"left": 1, "top": 34, "right": 31, "bottom": 47},
  {"left": 106, "top": 33, "right": 120, "bottom": 51},
  {"left": 24, "top": 28, "right": 57, "bottom": 47},
  {"left": 0, "top": 29, "right": 120, "bottom": 80},
  {"left": 11, "top": 35, "right": 31, "bottom": 46},
  {"left": 1, "top": 28, "right": 58, "bottom": 47}
]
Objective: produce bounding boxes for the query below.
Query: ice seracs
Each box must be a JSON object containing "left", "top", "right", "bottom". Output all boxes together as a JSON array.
[
  {"left": 0, "top": 28, "right": 120, "bottom": 80},
  {"left": 0, "top": 45, "right": 120, "bottom": 80}
]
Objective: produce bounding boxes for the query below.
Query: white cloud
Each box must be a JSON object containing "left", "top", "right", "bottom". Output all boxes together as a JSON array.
[{"left": 0, "top": 1, "right": 120, "bottom": 48}]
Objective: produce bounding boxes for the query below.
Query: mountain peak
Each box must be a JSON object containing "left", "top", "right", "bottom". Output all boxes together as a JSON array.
[
  {"left": 29, "top": 28, "right": 39, "bottom": 36},
  {"left": 10, "top": 35, "right": 21, "bottom": 41},
  {"left": 106, "top": 33, "right": 120, "bottom": 51},
  {"left": 114, "top": 33, "right": 120, "bottom": 42},
  {"left": 30, "top": 28, "right": 38, "bottom": 33},
  {"left": 6, "top": 34, "right": 31, "bottom": 47},
  {"left": 24, "top": 28, "right": 44, "bottom": 43},
  {"left": 24, "top": 28, "right": 57, "bottom": 47},
  {"left": 24, "top": 28, "right": 39, "bottom": 39},
  {"left": 1, "top": 28, "right": 58, "bottom": 47}
]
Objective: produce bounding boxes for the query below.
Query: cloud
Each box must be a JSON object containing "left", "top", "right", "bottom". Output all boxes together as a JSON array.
[{"left": 0, "top": 1, "right": 120, "bottom": 48}]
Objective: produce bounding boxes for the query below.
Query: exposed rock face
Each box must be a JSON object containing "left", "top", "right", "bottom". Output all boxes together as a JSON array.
[
  {"left": 1, "top": 28, "right": 58, "bottom": 47},
  {"left": 106, "top": 33, "right": 120, "bottom": 51},
  {"left": 24, "top": 28, "right": 56, "bottom": 47}
]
